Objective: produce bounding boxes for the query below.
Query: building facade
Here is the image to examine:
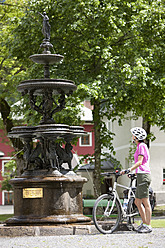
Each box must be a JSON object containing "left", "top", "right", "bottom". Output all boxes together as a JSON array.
[
  {"left": 0, "top": 129, "right": 14, "bottom": 205},
  {"left": 104, "top": 115, "right": 165, "bottom": 205}
]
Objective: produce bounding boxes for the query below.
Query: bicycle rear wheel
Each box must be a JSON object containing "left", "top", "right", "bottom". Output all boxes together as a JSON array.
[
  {"left": 127, "top": 198, "right": 139, "bottom": 230},
  {"left": 92, "top": 193, "right": 121, "bottom": 234}
]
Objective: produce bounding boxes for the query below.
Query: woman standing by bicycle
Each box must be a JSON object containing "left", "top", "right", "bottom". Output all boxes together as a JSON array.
[{"left": 122, "top": 127, "right": 152, "bottom": 233}]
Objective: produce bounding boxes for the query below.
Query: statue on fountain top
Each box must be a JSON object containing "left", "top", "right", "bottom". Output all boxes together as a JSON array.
[{"left": 39, "top": 12, "right": 51, "bottom": 41}]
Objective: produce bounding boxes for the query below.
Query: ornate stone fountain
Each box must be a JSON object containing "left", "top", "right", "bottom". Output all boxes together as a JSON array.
[{"left": 6, "top": 13, "right": 90, "bottom": 225}]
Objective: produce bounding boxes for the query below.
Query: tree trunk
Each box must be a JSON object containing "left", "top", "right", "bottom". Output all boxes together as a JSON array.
[
  {"left": 0, "top": 97, "right": 13, "bottom": 133},
  {"left": 142, "top": 118, "right": 151, "bottom": 148},
  {"left": 92, "top": 99, "right": 102, "bottom": 198}
]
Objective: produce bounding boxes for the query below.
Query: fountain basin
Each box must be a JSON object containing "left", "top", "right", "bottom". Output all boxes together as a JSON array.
[
  {"left": 18, "top": 78, "right": 77, "bottom": 95},
  {"left": 30, "top": 54, "right": 64, "bottom": 64},
  {"left": 6, "top": 175, "right": 91, "bottom": 225},
  {"left": 8, "top": 124, "right": 86, "bottom": 139}
]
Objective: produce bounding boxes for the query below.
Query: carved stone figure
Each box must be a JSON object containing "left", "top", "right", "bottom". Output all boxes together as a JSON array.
[
  {"left": 29, "top": 90, "right": 66, "bottom": 124},
  {"left": 55, "top": 142, "right": 73, "bottom": 170},
  {"left": 52, "top": 94, "right": 66, "bottom": 115},
  {"left": 39, "top": 12, "right": 51, "bottom": 40},
  {"left": 23, "top": 138, "right": 32, "bottom": 170},
  {"left": 23, "top": 140, "right": 43, "bottom": 170},
  {"left": 48, "top": 140, "right": 59, "bottom": 170}
]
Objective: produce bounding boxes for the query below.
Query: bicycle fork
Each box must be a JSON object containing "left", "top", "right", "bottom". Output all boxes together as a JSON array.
[{"left": 104, "top": 193, "right": 117, "bottom": 216}]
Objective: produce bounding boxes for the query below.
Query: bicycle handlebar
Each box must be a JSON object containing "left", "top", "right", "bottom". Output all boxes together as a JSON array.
[
  {"left": 101, "top": 170, "right": 137, "bottom": 181},
  {"left": 101, "top": 171, "right": 118, "bottom": 176},
  {"left": 101, "top": 170, "right": 121, "bottom": 177}
]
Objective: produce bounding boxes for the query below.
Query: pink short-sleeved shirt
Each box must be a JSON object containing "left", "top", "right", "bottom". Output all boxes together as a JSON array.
[{"left": 134, "top": 142, "right": 151, "bottom": 174}]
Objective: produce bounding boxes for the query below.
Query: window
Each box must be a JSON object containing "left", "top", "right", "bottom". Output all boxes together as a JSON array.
[
  {"left": 79, "top": 132, "right": 92, "bottom": 147},
  {"left": 2, "top": 191, "right": 14, "bottom": 205},
  {"left": 81, "top": 135, "right": 90, "bottom": 145},
  {"left": 163, "top": 169, "right": 165, "bottom": 184},
  {"left": 2, "top": 160, "right": 10, "bottom": 176}
]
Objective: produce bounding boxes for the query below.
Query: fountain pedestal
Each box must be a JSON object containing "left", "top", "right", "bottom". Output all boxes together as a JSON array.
[{"left": 6, "top": 174, "right": 90, "bottom": 225}]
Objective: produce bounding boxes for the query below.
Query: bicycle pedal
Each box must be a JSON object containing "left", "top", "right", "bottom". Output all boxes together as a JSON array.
[{"left": 126, "top": 224, "right": 133, "bottom": 231}]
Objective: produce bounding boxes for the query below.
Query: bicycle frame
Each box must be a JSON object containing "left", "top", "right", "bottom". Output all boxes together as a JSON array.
[
  {"left": 110, "top": 181, "right": 136, "bottom": 218},
  {"left": 93, "top": 171, "right": 140, "bottom": 234}
]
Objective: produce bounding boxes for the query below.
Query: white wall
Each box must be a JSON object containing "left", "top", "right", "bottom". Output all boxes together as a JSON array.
[
  {"left": 104, "top": 115, "right": 165, "bottom": 204},
  {"left": 79, "top": 113, "right": 165, "bottom": 204},
  {"left": 77, "top": 170, "right": 94, "bottom": 197},
  {"left": 150, "top": 126, "right": 165, "bottom": 204}
]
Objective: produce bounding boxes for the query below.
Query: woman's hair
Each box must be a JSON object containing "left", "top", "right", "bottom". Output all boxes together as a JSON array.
[{"left": 138, "top": 139, "right": 144, "bottom": 143}]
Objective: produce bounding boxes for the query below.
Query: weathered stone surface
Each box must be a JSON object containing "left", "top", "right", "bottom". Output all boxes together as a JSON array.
[
  {"left": 6, "top": 175, "right": 91, "bottom": 225},
  {"left": 0, "top": 224, "right": 94, "bottom": 237}
]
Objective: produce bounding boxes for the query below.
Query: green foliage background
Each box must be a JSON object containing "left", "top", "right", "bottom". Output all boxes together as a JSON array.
[{"left": 1, "top": 0, "right": 165, "bottom": 195}]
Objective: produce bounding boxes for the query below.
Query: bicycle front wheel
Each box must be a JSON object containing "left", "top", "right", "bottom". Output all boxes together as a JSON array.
[{"left": 92, "top": 193, "right": 121, "bottom": 234}]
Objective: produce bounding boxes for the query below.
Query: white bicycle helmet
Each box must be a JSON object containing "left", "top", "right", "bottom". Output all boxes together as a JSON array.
[{"left": 130, "top": 127, "right": 147, "bottom": 140}]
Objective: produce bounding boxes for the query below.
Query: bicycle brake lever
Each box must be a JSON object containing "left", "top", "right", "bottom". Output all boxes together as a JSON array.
[{"left": 125, "top": 169, "right": 131, "bottom": 174}]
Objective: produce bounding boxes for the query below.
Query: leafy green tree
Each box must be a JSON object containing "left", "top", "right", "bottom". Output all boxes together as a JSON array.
[
  {"left": 0, "top": 0, "right": 28, "bottom": 175},
  {"left": 0, "top": 0, "right": 82, "bottom": 173},
  {"left": 0, "top": 0, "right": 26, "bottom": 134},
  {"left": 1, "top": 0, "right": 165, "bottom": 196}
]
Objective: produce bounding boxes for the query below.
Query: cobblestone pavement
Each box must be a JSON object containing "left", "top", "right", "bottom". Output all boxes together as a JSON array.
[{"left": 0, "top": 228, "right": 165, "bottom": 248}]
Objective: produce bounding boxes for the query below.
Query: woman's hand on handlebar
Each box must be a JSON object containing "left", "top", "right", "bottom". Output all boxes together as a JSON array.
[{"left": 120, "top": 169, "right": 131, "bottom": 175}]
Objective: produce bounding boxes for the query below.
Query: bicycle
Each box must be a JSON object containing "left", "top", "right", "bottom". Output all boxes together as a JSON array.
[{"left": 92, "top": 170, "right": 139, "bottom": 234}]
